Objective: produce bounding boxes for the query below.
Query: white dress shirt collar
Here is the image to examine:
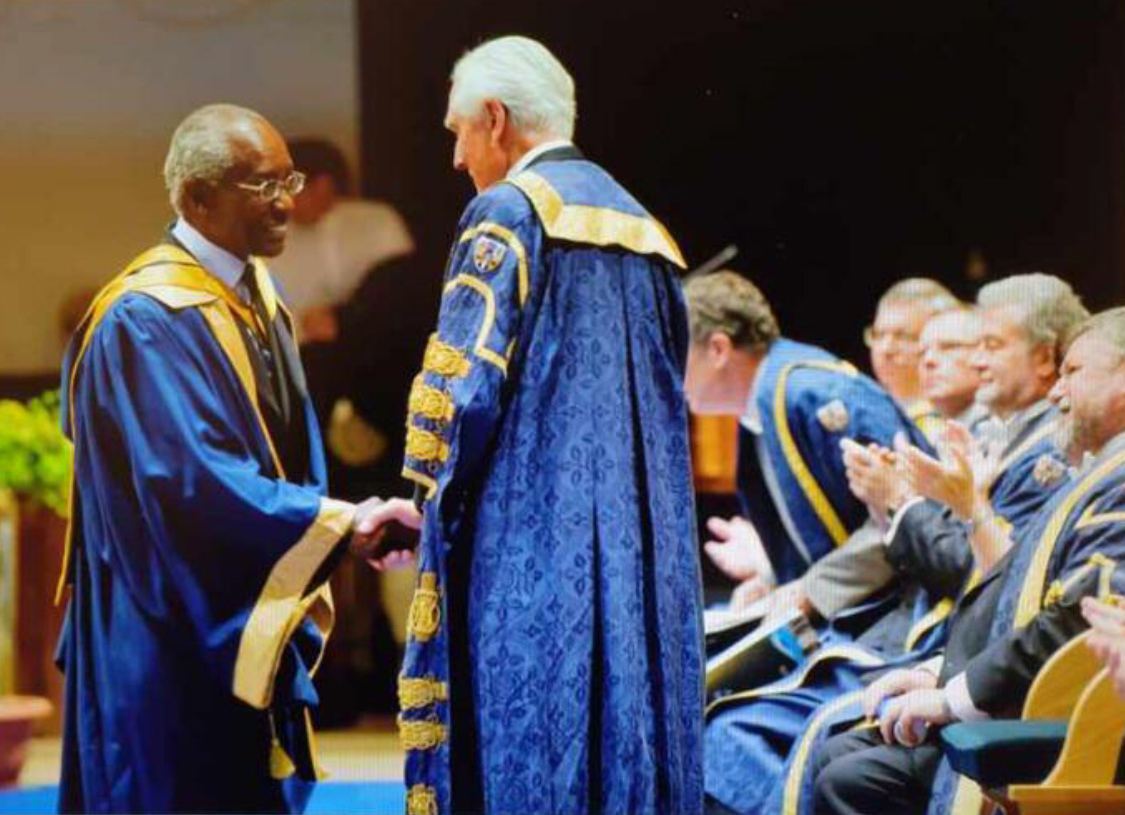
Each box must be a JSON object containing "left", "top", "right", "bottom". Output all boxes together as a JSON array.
[
  {"left": 507, "top": 139, "right": 574, "bottom": 179},
  {"left": 171, "top": 218, "right": 249, "bottom": 299},
  {"left": 739, "top": 358, "right": 768, "bottom": 434}
]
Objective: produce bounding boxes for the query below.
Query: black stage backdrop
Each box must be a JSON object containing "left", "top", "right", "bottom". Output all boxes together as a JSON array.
[{"left": 357, "top": 0, "right": 1125, "bottom": 382}]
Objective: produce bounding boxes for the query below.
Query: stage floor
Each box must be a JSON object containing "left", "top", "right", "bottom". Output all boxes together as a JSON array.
[{"left": 4, "top": 715, "right": 406, "bottom": 814}]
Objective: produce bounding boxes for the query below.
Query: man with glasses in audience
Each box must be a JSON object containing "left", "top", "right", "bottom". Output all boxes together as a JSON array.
[
  {"left": 865, "top": 278, "right": 959, "bottom": 417},
  {"left": 812, "top": 305, "right": 1125, "bottom": 815},
  {"left": 56, "top": 103, "right": 419, "bottom": 814}
]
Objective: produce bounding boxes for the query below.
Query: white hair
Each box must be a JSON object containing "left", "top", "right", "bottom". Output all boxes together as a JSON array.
[
  {"left": 163, "top": 103, "right": 265, "bottom": 214},
  {"left": 449, "top": 36, "right": 576, "bottom": 140},
  {"left": 877, "top": 277, "right": 961, "bottom": 316},
  {"left": 977, "top": 272, "right": 1089, "bottom": 356}
]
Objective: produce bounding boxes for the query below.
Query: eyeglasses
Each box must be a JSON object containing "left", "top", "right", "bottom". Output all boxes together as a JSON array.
[
  {"left": 234, "top": 171, "right": 306, "bottom": 202},
  {"left": 863, "top": 326, "right": 920, "bottom": 349}
]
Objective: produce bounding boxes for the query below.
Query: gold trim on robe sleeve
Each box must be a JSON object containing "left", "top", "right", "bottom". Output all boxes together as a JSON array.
[
  {"left": 405, "top": 426, "right": 450, "bottom": 464},
  {"left": 408, "top": 376, "right": 456, "bottom": 423},
  {"left": 233, "top": 496, "right": 355, "bottom": 709}
]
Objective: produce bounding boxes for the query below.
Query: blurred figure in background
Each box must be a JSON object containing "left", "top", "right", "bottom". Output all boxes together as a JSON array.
[
  {"left": 271, "top": 137, "right": 412, "bottom": 344},
  {"left": 271, "top": 138, "right": 420, "bottom": 723}
]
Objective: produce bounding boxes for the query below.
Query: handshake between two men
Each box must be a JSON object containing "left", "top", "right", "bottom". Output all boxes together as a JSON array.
[{"left": 347, "top": 497, "right": 423, "bottom": 571}]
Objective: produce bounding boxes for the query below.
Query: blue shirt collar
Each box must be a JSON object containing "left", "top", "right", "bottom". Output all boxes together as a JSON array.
[{"left": 171, "top": 218, "right": 249, "bottom": 300}]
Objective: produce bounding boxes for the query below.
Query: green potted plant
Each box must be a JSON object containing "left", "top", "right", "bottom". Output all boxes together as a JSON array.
[{"left": 0, "top": 390, "right": 71, "bottom": 783}]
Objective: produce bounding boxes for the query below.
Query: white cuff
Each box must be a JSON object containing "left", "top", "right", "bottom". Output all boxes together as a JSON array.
[
  {"left": 917, "top": 654, "right": 944, "bottom": 678},
  {"left": 884, "top": 497, "right": 926, "bottom": 546},
  {"left": 944, "top": 672, "right": 990, "bottom": 722}
]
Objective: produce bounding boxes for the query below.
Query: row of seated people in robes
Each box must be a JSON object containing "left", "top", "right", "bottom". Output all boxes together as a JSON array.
[{"left": 688, "top": 270, "right": 1125, "bottom": 815}]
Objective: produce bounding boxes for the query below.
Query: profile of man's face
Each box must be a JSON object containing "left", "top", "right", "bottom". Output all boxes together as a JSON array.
[
  {"left": 193, "top": 120, "right": 295, "bottom": 259},
  {"left": 445, "top": 94, "right": 508, "bottom": 193},
  {"left": 918, "top": 311, "right": 981, "bottom": 414},
  {"left": 868, "top": 300, "right": 928, "bottom": 401},
  {"left": 971, "top": 305, "right": 1043, "bottom": 413},
  {"left": 1051, "top": 331, "right": 1125, "bottom": 461}
]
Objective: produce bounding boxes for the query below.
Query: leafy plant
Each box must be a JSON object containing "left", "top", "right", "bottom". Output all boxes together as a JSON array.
[{"left": 0, "top": 390, "right": 72, "bottom": 516}]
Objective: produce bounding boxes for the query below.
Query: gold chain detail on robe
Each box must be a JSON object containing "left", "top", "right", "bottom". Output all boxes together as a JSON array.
[
  {"left": 398, "top": 716, "right": 447, "bottom": 751},
  {"left": 398, "top": 675, "right": 449, "bottom": 710},
  {"left": 405, "top": 427, "right": 449, "bottom": 463},
  {"left": 422, "top": 334, "right": 470, "bottom": 378},
  {"left": 408, "top": 376, "right": 455, "bottom": 423},
  {"left": 405, "top": 785, "right": 439, "bottom": 815},
  {"left": 407, "top": 572, "right": 441, "bottom": 641}
]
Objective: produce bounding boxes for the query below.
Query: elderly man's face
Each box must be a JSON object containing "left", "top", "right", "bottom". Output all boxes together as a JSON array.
[
  {"left": 918, "top": 310, "right": 981, "bottom": 418},
  {"left": 866, "top": 300, "right": 929, "bottom": 403},
  {"left": 196, "top": 120, "right": 295, "bottom": 259},
  {"left": 445, "top": 96, "right": 509, "bottom": 193},
  {"left": 971, "top": 305, "right": 1054, "bottom": 416},
  {"left": 1049, "top": 331, "right": 1125, "bottom": 462}
]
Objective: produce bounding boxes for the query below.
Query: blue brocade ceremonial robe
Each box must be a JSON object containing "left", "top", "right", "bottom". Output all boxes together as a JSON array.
[
  {"left": 398, "top": 152, "right": 706, "bottom": 815},
  {"left": 56, "top": 246, "right": 354, "bottom": 814},
  {"left": 736, "top": 339, "right": 931, "bottom": 583}
]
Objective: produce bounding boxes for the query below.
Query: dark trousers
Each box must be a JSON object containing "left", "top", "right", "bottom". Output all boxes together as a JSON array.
[{"left": 812, "top": 727, "right": 942, "bottom": 815}]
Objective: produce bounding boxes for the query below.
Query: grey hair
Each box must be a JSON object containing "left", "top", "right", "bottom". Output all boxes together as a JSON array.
[
  {"left": 976, "top": 273, "right": 1090, "bottom": 358},
  {"left": 1064, "top": 306, "right": 1125, "bottom": 362},
  {"left": 683, "top": 270, "right": 780, "bottom": 351},
  {"left": 877, "top": 277, "right": 961, "bottom": 316},
  {"left": 449, "top": 36, "right": 576, "bottom": 140},
  {"left": 163, "top": 103, "right": 266, "bottom": 214}
]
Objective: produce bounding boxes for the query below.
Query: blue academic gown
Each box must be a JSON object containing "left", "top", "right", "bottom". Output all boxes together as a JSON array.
[
  {"left": 705, "top": 411, "right": 1068, "bottom": 815},
  {"left": 736, "top": 339, "right": 931, "bottom": 583},
  {"left": 56, "top": 246, "right": 352, "bottom": 814},
  {"left": 398, "top": 150, "right": 705, "bottom": 815},
  {"left": 923, "top": 437, "right": 1125, "bottom": 815}
]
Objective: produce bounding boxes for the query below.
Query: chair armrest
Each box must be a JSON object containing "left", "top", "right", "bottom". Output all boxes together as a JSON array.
[{"left": 1022, "top": 630, "right": 1104, "bottom": 720}]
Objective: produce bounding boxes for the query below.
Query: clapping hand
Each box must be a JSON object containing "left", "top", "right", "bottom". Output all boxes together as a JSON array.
[
  {"left": 841, "top": 438, "right": 913, "bottom": 524},
  {"left": 894, "top": 422, "right": 982, "bottom": 520},
  {"left": 349, "top": 497, "right": 423, "bottom": 571},
  {"left": 1082, "top": 596, "right": 1125, "bottom": 700}
]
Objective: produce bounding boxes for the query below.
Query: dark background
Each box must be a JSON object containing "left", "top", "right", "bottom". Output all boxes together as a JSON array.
[{"left": 357, "top": 0, "right": 1125, "bottom": 367}]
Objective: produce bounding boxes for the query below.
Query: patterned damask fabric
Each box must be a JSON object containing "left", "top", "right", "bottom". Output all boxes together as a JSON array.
[{"left": 400, "top": 158, "right": 705, "bottom": 814}]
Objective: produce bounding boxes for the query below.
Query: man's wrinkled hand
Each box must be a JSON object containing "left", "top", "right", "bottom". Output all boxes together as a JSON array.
[
  {"left": 349, "top": 497, "right": 422, "bottom": 571},
  {"left": 862, "top": 667, "right": 938, "bottom": 721},
  {"left": 878, "top": 688, "right": 952, "bottom": 747},
  {"left": 1083, "top": 597, "right": 1125, "bottom": 699}
]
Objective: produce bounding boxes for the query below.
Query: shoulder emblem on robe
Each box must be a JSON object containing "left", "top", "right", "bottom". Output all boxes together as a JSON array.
[
  {"left": 472, "top": 235, "right": 507, "bottom": 273},
  {"left": 816, "top": 399, "right": 850, "bottom": 433},
  {"left": 1032, "top": 453, "right": 1067, "bottom": 487}
]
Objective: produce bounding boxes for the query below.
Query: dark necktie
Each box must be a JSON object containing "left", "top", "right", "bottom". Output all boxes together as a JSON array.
[{"left": 241, "top": 264, "right": 291, "bottom": 425}]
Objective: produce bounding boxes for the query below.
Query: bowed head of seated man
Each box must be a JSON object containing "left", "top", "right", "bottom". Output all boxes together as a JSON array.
[
  {"left": 812, "top": 306, "right": 1125, "bottom": 815},
  {"left": 684, "top": 271, "right": 931, "bottom": 617},
  {"left": 56, "top": 103, "right": 420, "bottom": 815}
]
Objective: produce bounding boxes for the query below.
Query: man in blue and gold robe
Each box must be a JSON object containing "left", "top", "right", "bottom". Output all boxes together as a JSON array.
[
  {"left": 56, "top": 104, "right": 417, "bottom": 814},
  {"left": 682, "top": 271, "right": 932, "bottom": 610},
  {"left": 811, "top": 307, "right": 1125, "bottom": 815},
  {"left": 396, "top": 37, "right": 704, "bottom": 815}
]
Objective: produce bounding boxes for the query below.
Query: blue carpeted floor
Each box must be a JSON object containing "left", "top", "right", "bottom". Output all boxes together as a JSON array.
[{"left": 0, "top": 782, "right": 405, "bottom": 814}]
